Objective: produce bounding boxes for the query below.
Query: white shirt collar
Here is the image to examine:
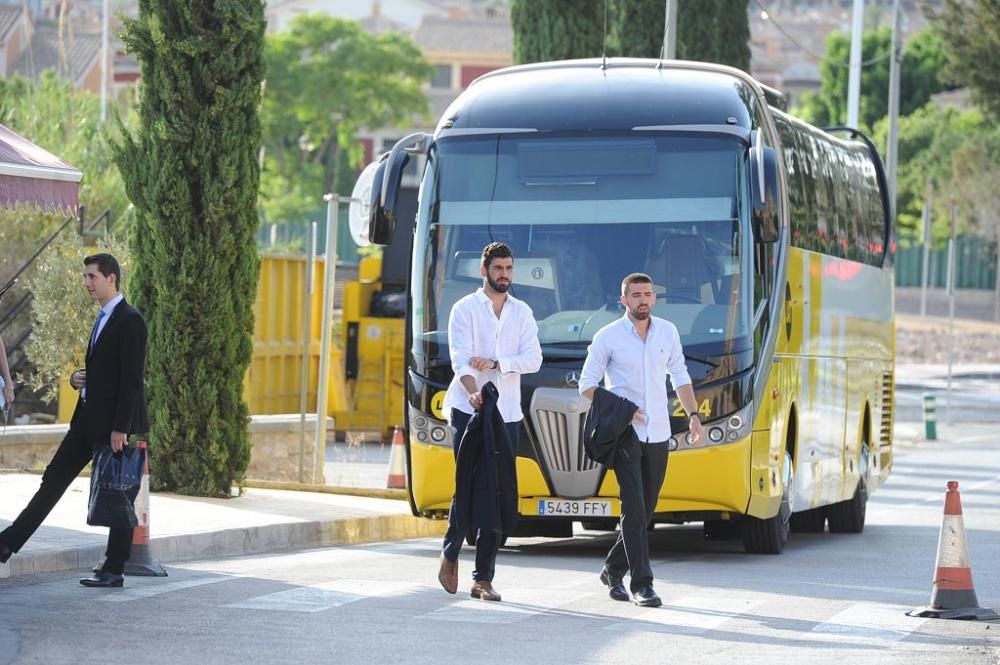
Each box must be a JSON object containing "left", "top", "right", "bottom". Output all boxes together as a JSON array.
[{"left": 101, "top": 293, "right": 124, "bottom": 317}]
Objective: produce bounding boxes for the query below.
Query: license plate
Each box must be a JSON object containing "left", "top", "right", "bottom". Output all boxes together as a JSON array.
[{"left": 537, "top": 499, "right": 613, "bottom": 517}]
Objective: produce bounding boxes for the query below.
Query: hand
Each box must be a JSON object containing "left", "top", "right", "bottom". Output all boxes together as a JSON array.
[
  {"left": 2, "top": 382, "right": 13, "bottom": 405},
  {"left": 632, "top": 409, "right": 646, "bottom": 424},
  {"left": 110, "top": 431, "right": 128, "bottom": 453},
  {"left": 688, "top": 416, "right": 705, "bottom": 446},
  {"left": 468, "top": 392, "right": 483, "bottom": 410},
  {"left": 70, "top": 369, "right": 86, "bottom": 390},
  {"left": 469, "top": 357, "right": 495, "bottom": 371}
]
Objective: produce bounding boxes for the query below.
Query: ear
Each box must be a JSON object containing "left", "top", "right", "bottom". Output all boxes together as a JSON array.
[
  {"left": 619, "top": 293, "right": 628, "bottom": 308},
  {"left": 480, "top": 265, "right": 487, "bottom": 278}
]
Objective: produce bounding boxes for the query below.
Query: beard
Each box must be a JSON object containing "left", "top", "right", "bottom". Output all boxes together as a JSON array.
[
  {"left": 628, "top": 305, "right": 650, "bottom": 320},
  {"left": 487, "top": 275, "right": 511, "bottom": 293}
]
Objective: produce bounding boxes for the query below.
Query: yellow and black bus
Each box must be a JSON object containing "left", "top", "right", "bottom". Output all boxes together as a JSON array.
[{"left": 360, "top": 58, "right": 894, "bottom": 554}]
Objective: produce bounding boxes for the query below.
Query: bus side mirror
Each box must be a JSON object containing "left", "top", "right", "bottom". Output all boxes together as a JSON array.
[
  {"left": 750, "top": 137, "right": 780, "bottom": 244},
  {"left": 367, "top": 155, "right": 391, "bottom": 245},
  {"left": 369, "top": 132, "right": 430, "bottom": 246}
]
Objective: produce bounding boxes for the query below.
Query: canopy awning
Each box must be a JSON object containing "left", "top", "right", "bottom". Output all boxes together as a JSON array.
[{"left": 0, "top": 122, "right": 82, "bottom": 217}]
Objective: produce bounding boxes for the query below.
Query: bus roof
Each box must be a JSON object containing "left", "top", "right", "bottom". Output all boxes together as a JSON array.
[{"left": 437, "top": 58, "right": 772, "bottom": 135}]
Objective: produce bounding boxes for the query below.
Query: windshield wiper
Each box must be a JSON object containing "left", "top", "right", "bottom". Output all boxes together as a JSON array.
[{"left": 685, "top": 353, "right": 719, "bottom": 369}]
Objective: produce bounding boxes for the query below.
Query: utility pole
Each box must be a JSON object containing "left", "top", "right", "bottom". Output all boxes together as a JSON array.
[
  {"left": 946, "top": 203, "right": 957, "bottom": 426},
  {"left": 885, "top": 0, "right": 902, "bottom": 210},
  {"left": 920, "top": 187, "right": 932, "bottom": 317},
  {"left": 663, "top": 0, "right": 677, "bottom": 60},
  {"left": 100, "top": 0, "right": 109, "bottom": 122},
  {"left": 846, "top": 0, "right": 865, "bottom": 128}
]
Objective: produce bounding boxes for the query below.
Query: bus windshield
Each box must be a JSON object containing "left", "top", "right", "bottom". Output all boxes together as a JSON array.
[{"left": 411, "top": 132, "right": 753, "bottom": 364}]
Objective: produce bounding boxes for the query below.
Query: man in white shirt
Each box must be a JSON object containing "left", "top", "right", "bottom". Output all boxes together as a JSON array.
[
  {"left": 580, "top": 272, "right": 705, "bottom": 607},
  {"left": 437, "top": 242, "right": 542, "bottom": 601}
]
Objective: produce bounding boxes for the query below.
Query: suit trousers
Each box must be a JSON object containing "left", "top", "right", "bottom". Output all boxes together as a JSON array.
[
  {"left": 605, "top": 440, "right": 669, "bottom": 592},
  {"left": 0, "top": 423, "right": 133, "bottom": 574},
  {"left": 441, "top": 409, "right": 519, "bottom": 583}
]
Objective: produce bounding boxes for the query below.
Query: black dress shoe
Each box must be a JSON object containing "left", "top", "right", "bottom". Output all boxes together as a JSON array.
[
  {"left": 632, "top": 585, "right": 662, "bottom": 607},
  {"left": 600, "top": 569, "right": 630, "bottom": 602},
  {"left": 79, "top": 571, "right": 124, "bottom": 588},
  {"left": 0, "top": 543, "right": 12, "bottom": 564}
]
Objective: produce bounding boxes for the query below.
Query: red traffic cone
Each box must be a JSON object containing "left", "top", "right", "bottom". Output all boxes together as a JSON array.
[
  {"left": 124, "top": 440, "right": 167, "bottom": 577},
  {"left": 907, "top": 481, "right": 997, "bottom": 620},
  {"left": 386, "top": 427, "right": 407, "bottom": 490}
]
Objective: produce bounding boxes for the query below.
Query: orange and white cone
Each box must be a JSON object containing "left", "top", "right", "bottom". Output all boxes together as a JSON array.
[
  {"left": 386, "top": 426, "right": 407, "bottom": 490},
  {"left": 908, "top": 481, "right": 997, "bottom": 620},
  {"left": 124, "top": 440, "right": 167, "bottom": 577}
]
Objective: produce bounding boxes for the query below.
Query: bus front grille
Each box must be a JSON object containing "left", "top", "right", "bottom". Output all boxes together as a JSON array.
[{"left": 529, "top": 388, "right": 602, "bottom": 499}]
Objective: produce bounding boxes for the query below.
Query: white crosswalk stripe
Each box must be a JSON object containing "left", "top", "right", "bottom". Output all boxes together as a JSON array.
[
  {"left": 808, "top": 603, "right": 928, "bottom": 643},
  {"left": 97, "top": 575, "right": 235, "bottom": 602},
  {"left": 417, "top": 588, "right": 591, "bottom": 624},
  {"left": 223, "top": 579, "right": 420, "bottom": 613},
  {"left": 606, "top": 595, "right": 766, "bottom": 634}
]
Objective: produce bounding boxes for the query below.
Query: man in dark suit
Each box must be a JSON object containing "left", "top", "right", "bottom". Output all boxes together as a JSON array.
[{"left": 0, "top": 253, "right": 149, "bottom": 587}]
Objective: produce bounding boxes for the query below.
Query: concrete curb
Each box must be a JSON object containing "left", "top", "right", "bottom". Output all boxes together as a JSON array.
[
  {"left": 242, "top": 479, "right": 407, "bottom": 501},
  {"left": 1, "top": 512, "right": 447, "bottom": 580}
]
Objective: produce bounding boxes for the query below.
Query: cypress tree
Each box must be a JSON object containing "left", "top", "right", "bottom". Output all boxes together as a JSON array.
[
  {"left": 112, "top": 1, "right": 265, "bottom": 495},
  {"left": 714, "top": 0, "right": 751, "bottom": 72},
  {"left": 512, "top": 0, "right": 607, "bottom": 64},
  {"left": 605, "top": 1, "right": 752, "bottom": 69}
]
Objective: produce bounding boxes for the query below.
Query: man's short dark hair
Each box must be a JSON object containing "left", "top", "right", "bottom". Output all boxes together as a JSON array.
[
  {"left": 482, "top": 242, "right": 513, "bottom": 268},
  {"left": 84, "top": 253, "right": 122, "bottom": 292},
  {"left": 621, "top": 272, "right": 653, "bottom": 295}
]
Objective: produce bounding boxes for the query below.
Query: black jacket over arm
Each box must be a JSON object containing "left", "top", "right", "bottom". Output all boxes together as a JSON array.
[
  {"left": 584, "top": 386, "right": 639, "bottom": 468},
  {"left": 71, "top": 298, "right": 149, "bottom": 444},
  {"left": 452, "top": 382, "right": 518, "bottom": 538}
]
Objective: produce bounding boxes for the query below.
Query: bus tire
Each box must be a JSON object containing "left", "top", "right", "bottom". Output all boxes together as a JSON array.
[
  {"left": 827, "top": 440, "right": 869, "bottom": 534},
  {"left": 789, "top": 507, "right": 826, "bottom": 533},
  {"left": 740, "top": 451, "right": 792, "bottom": 554}
]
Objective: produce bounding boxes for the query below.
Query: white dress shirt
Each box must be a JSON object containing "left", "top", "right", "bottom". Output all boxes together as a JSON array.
[
  {"left": 443, "top": 288, "right": 542, "bottom": 424},
  {"left": 579, "top": 315, "right": 692, "bottom": 443}
]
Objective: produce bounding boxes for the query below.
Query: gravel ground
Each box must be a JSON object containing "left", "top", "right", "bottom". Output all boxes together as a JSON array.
[{"left": 896, "top": 313, "right": 1000, "bottom": 364}]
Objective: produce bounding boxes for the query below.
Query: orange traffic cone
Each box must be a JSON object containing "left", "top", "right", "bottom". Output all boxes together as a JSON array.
[
  {"left": 124, "top": 440, "right": 167, "bottom": 577},
  {"left": 386, "top": 426, "right": 406, "bottom": 490},
  {"left": 907, "top": 481, "right": 997, "bottom": 620}
]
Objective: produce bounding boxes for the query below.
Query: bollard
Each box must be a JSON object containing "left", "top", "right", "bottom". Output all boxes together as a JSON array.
[{"left": 923, "top": 392, "right": 937, "bottom": 440}]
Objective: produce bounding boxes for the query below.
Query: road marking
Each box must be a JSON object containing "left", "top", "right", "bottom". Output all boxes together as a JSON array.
[
  {"left": 799, "top": 582, "right": 926, "bottom": 598},
  {"left": 224, "top": 579, "right": 418, "bottom": 613},
  {"left": 98, "top": 575, "right": 235, "bottom": 602},
  {"left": 606, "top": 595, "right": 766, "bottom": 634},
  {"left": 418, "top": 588, "right": 590, "bottom": 624},
  {"left": 810, "top": 603, "right": 927, "bottom": 642}
]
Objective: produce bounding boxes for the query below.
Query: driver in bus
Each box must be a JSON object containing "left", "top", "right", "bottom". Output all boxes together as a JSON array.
[{"left": 580, "top": 272, "right": 704, "bottom": 608}]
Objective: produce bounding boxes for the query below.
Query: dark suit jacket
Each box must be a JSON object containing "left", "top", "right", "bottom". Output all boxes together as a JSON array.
[
  {"left": 584, "top": 386, "right": 639, "bottom": 468},
  {"left": 452, "top": 382, "right": 518, "bottom": 537},
  {"left": 71, "top": 297, "right": 149, "bottom": 445}
]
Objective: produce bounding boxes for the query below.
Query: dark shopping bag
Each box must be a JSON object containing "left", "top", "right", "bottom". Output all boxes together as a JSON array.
[{"left": 87, "top": 445, "right": 145, "bottom": 528}]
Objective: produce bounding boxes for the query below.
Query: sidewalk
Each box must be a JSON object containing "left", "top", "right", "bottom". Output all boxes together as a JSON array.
[{"left": 0, "top": 475, "right": 445, "bottom": 581}]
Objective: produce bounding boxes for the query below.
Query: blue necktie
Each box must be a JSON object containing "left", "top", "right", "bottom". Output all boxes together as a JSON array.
[{"left": 89, "top": 310, "right": 106, "bottom": 354}]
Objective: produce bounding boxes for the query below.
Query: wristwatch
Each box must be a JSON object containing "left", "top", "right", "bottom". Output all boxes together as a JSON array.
[{"left": 492, "top": 359, "right": 499, "bottom": 370}]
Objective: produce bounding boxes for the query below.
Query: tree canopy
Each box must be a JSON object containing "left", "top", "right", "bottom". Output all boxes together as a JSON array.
[
  {"left": 930, "top": 0, "right": 1000, "bottom": 121},
  {"left": 260, "top": 14, "right": 431, "bottom": 223},
  {"left": 794, "top": 27, "right": 952, "bottom": 131}
]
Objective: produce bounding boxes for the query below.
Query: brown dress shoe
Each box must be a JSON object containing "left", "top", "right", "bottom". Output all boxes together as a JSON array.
[
  {"left": 470, "top": 580, "right": 501, "bottom": 601},
  {"left": 438, "top": 554, "right": 458, "bottom": 594}
]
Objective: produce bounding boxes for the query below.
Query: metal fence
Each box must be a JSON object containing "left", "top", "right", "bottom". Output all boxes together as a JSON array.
[
  {"left": 255, "top": 208, "right": 362, "bottom": 264},
  {"left": 894, "top": 234, "right": 997, "bottom": 289}
]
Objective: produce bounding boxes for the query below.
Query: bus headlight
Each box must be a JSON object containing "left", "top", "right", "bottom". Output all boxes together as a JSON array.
[
  {"left": 677, "top": 403, "right": 752, "bottom": 450},
  {"left": 409, "top": 405, "right": 453, "bottom": 448}
]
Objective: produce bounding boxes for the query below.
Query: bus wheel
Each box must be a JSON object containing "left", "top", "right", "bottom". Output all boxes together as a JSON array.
[
  {"left": 740, "top": 451, "right": 792, "bottom": 554},
  {"left": 790, "top": 507, "right": 826, "bottom": 533},
  {"left": 828, "top": 440, "right": 869, "bottom": 533}
]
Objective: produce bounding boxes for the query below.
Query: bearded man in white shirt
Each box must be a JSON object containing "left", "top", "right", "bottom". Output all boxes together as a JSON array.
[
  {"left": 580, "top": 272, "right": 705, "bottom": 608},
  {"left": 437, "top": 242, "right": 542, "bottom": 601}
]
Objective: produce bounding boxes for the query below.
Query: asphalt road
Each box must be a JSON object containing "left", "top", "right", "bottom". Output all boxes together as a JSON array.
[{"left": 2, "top": 432, "right": 998, "bottom": 665}]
